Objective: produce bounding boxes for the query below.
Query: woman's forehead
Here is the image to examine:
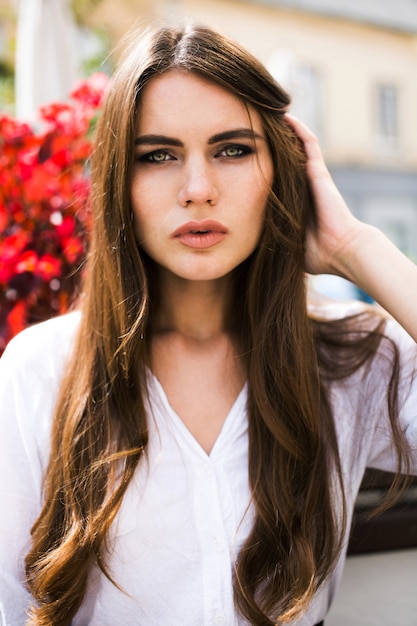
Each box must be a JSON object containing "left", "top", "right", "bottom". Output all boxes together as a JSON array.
[{"left": 136, "top": 70, "right": 265, "bottom": 136}]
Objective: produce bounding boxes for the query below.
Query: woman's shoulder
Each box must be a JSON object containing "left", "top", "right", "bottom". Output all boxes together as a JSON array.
[
  {"left": 0, "top": 313, "right": 83, "bottom": 464},
  {"left": 1, "top": 311, "right": 81, "bottom": 374},
  {"left": 309, "top": 298, "right": 417, "bottom": 379}
]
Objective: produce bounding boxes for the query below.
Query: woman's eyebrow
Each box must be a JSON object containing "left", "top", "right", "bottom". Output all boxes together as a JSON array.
[
  {"left": 135, "top": 135, "right": 183, "bottom": 146},
  {"left": 208, "top": 129, "right": 264, "bottom": 144}
]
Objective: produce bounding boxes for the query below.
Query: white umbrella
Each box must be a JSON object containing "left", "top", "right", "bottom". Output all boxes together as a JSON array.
[{"left": 15, "top": 0, "right": 78, "bottom": 120}]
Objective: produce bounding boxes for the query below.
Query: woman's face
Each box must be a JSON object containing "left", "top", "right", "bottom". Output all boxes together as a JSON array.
[{"left": 131, "top": 70, "right": 274, "bottom": 283}]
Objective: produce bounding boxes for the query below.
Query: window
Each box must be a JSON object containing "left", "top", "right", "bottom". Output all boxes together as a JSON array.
[
  {"left": 267, "top": 49, "right": 323, "bottom": 140},
  {"left": 291, "top": 63, "right": 322, "bottom": 140},
  {"left": 375, "top": 83, "right": 399, "bottom": 152}
]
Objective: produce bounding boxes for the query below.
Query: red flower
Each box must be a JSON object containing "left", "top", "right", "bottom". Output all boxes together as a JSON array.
[
  {"left": 0, "top": 231, "right": 32, "bottom": 264},
  {"left": 0, "top": 72, "right": 108, "bottom": 354},
  {"left": 36, "top": 254, "right": 62, "bottom": 281},
  {"left": 63, "top": 236, "right": 85, "bottom": 264},
  {"left": 0, "top": 207, "right": 7, "bottom": 232},
  {"left": 39, "top": 102, "right": 89, "bottom": 136},
  {"left": 0, "top": 115, "right": 33, "bottom": 144},
  {"left": 54, "top": 213, "right": 75, "bottom": 238},
  {"left": 15, "top": 250, "right": 38, "bottom": 274},
  {"left": 70, "top": 72, "right": 109, "bottom": 108},
  {"left": 6, "top": 301, "right": 28, "bottom": 339}
]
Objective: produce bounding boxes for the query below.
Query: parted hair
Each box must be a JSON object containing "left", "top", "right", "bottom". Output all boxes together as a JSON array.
[{"left": 24, "top": 22, "right": 409, "bottom": 625}]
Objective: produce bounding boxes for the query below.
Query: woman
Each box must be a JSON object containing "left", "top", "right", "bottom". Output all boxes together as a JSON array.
[{"left": 0, "top": 22, "right": 416, "bottom": 626}]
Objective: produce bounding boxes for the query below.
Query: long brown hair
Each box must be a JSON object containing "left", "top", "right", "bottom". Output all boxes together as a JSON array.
[{"left": 25, "top": 23, "right": 409, "bottom": 625}]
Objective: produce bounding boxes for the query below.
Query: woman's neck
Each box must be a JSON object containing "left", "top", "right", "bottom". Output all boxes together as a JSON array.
[{"left": 151, "top": 269, "right": 232, "bottom": 341}]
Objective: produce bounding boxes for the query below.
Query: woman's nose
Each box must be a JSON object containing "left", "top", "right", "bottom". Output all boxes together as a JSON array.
[{"left": 177, "top": 160, "right": 219, "bottom": 207}]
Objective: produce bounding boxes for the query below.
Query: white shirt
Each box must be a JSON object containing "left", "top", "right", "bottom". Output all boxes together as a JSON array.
[{"left": 0, "top": 306, "right": 416, "bottom": 626}]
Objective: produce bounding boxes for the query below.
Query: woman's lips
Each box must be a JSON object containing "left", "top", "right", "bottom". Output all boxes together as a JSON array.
[{"left": 172, "top": 220, "right": 228, "bottom": 249}]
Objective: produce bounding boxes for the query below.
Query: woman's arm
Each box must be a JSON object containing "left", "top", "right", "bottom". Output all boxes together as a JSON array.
[{"left": 286, "top": 114, "right": 417, "bottom": 342}]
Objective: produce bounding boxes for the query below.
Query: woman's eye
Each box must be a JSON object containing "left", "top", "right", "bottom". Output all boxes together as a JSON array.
[
  {"left": 219, "top": 144, "right": 253, "bottom": 158},
  {"left": 137, "top": 150, "right": 173, "bottom": 163}
]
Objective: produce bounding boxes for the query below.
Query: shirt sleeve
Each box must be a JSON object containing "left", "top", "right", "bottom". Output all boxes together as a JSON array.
[{"left": 365, "top": 318, "right": 417, "bottom": 474}]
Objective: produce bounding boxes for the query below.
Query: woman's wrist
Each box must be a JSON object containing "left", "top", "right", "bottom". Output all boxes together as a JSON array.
[{"left": 334, "top": 222, "right": 383, "bottom": 288}]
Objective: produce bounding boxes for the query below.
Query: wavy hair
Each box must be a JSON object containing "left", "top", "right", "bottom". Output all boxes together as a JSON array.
[{"left": 24, "top": 23, "right": 409, "bottom": 625}]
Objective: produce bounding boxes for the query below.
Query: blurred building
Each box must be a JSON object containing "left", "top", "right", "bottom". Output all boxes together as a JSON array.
[{"left": 88, "top": 0, "right": 417, "bottom": 260}]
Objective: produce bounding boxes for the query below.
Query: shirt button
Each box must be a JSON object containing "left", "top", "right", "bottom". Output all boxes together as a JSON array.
[
  {"left": 214, "top": 614, "right": 226, "bottom": 625},
  {"left": 202, "top": 463, "right": 212, "bottom": 476}
]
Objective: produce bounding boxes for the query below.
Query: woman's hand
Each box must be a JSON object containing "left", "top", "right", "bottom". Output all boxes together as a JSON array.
[
  {"left": 285, "top": 114, "right": 364, "bottom": 278},
  {"left": 286, "top": 114, "right": 417, "bottom": 342}
]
